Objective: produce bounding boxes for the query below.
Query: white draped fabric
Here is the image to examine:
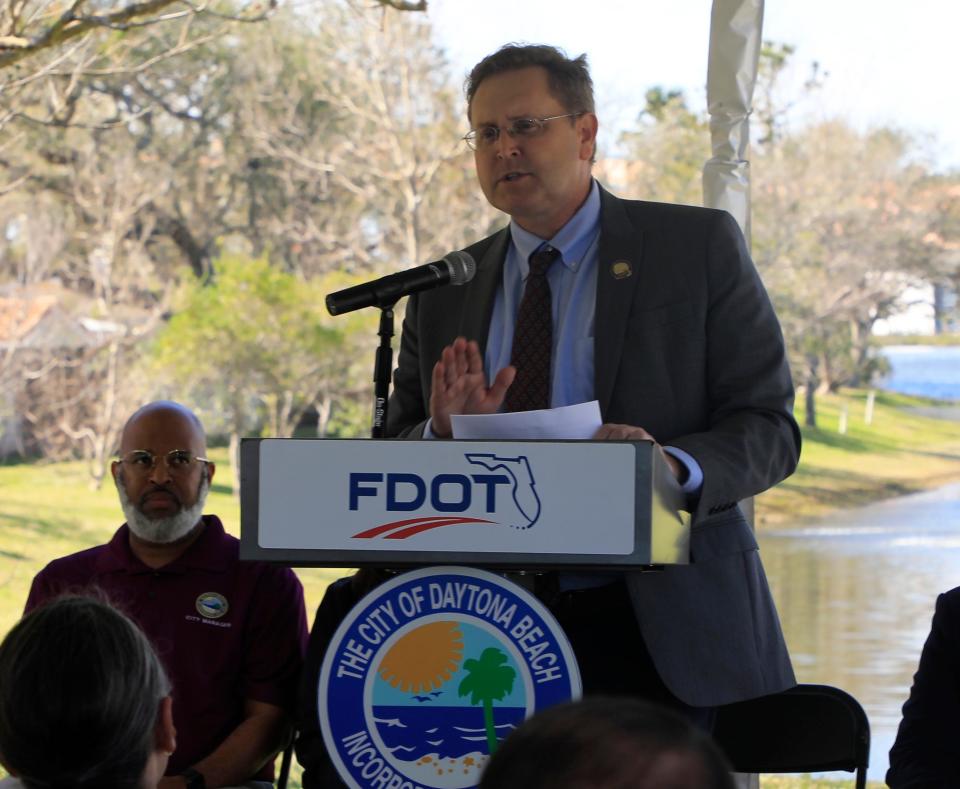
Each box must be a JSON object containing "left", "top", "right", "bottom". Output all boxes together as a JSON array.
[{"left": 703, "top": 0, "right": 764, "bottom": 246}]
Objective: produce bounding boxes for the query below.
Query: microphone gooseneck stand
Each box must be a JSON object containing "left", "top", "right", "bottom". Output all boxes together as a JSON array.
[{"left": 370, "top": 302, "right": 397, "bottom": 438}]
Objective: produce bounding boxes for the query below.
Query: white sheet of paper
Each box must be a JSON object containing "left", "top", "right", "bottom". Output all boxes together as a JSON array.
[{"left": 451, "top": 400, "right": 602, "bottom": 440}]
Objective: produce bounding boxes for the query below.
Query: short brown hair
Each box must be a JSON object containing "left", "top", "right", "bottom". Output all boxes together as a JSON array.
[{"left": 465, "top": 43, "right": 595, "bottom": 119}]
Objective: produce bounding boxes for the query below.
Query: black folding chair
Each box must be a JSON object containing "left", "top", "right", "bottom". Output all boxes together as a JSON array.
[{"left": 712, "top": 683, "right": 870, "bottom": 789}]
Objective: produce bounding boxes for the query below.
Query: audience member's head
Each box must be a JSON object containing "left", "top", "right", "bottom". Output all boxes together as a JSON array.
[
  {"left": 0, "top": 595, "right": 175, "bottom": 789},
  {"left": 479, "top": 696, "right": 735, "bottom": 789},
  {"left": 111, "top": 400, "right": 215, "bottom": 545}
]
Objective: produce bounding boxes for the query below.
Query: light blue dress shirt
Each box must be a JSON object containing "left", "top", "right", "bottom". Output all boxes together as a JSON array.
[
  {"left": 484, "top": 180, "right": 703, "bottom": 495},
  {"left": 485, "top": 181, "right": 600, "bottom": 409}
]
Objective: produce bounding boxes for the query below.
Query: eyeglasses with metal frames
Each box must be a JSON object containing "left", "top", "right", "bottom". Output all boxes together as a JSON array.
[
  {"left": 462, "top": 112, "right": 584, "bottom": 151},
  {"left": 116, "top": 449, "right": 210, "bottom": 474}
]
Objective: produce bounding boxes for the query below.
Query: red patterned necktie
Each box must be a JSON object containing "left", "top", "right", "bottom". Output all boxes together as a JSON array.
[{"left": 503, "top": 245, "right": 561, "bottom": 412}]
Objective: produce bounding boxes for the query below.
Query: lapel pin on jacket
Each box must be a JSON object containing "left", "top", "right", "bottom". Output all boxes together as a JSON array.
[{"left": 611, "top": 260, "right": 632, "bottom": 279}]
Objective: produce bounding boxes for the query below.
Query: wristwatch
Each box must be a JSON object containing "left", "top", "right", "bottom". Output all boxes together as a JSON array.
[{"left": 181, "top": 768, "right": 206, "bottom": 789}]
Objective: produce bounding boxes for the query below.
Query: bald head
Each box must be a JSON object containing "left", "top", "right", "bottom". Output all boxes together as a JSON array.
[{"left": 120, "top": 401, "right": 206, "bottom": 453}]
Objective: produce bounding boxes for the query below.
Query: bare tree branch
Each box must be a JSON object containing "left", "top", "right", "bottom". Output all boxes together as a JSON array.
[
  {"left": 0, "top": 0, "right": 271, "bottom": 69},
  {"left": 1, "top": 0, "right": 180, "bottom": 68},
  {"left": 374, "top": 0, "right": 426, "bottom": 9}
]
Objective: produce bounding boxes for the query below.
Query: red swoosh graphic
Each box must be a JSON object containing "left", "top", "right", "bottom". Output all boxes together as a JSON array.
[
  {"left": 352, "top": 516, "right": 494, "bottom": 539},
  {"left": 385, "top": 517, "right": 494, "bottom": 539}
]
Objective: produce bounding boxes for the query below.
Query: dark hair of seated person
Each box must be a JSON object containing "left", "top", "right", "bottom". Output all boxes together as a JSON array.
[
  {"left": 479, "top": 696, "right": 735, "bottom": 789},
  {"left": 0, "top": 594, "right": 174, "bottom": 789}
]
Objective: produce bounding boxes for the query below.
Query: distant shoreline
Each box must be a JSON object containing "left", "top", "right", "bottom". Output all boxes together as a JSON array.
[
  {"left": 903, "top": 405, "right": 960, "bottom": 420},
  {"left": 873, "top": 334, "right": 960, "bottom": 347},
  {"left": 756, "top": 391, "right": 960, "bottom": 530},
  {"left": 875, "top": 344, "right": 960, "bottom": 402}
]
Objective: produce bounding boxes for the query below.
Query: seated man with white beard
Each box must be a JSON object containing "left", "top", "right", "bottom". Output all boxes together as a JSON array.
[{"left": 25, "top": 401, "right": 307, "bottom": 789}]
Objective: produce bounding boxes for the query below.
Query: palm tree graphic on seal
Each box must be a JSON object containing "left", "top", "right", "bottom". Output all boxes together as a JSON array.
[{"left": 457, "top": 647, "right": 516, "bottom": 754}]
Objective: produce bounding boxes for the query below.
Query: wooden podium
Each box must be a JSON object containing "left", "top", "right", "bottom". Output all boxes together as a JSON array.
[{"left": 240, "top": 438, "right": 690, "bottom": 569}]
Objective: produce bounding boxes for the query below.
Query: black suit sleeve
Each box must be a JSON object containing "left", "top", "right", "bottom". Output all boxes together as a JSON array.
[
  {"left": 296, "top": 571, "right": 394, "bottom": 787},
  {"left": 295, "top": 578, "right": 357, "bottom": 789},
  {"left": 386, "top": 290, "right": 429, "bottom": 438},
  {"left": 887, "top": 589, "right": 960, "bottom": 787},
  {"left": 665, "top": 210, "right": 800, "bottom": 518}
]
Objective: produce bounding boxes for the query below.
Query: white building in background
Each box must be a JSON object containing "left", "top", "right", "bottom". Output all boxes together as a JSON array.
[
  {"left": 934, "top": 285, "right": 958, "bottom": 334},
  {"left": 872, "top": 284, "right": 937, "bottom": 337}
]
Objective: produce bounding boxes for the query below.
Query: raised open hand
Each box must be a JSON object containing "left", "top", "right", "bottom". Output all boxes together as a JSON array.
[{"left": 429, "top": 337, "right": 516, "bottom": 438}]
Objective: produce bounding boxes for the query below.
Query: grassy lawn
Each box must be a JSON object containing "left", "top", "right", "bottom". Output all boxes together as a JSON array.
[
  {"left": 0, "top": 446, "right": 345, "bottom": 638},
  {"left": 5, "top": 386, "right": 958, "bottom": 633},
  {"left": 757, "top": 388, "right": 960, "bottom": 526},
  {"left": 1, "top": 388, "right": 956, "bottom": 788}
]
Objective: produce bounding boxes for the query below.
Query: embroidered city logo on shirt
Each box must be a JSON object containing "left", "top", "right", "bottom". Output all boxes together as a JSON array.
[{"left": 196, "top": 592, "right": 229, "bottom": 619}]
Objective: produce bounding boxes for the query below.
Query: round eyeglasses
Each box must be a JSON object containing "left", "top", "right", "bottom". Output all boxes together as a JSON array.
[
  {"left": 117, "top": 449, "right": 210, "bottom": 475},
  {"left": 462, "top": 112, "right": 584, "bottom": 151}
]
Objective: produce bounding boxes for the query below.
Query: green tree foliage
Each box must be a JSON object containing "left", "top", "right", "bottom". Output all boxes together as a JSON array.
[
  {"left": 614, "top": 44, "right": 955, "bottom": 427},
  {"left": 753, "top": 121, "right": 936, "bottom": 425},
  {"left": 616, "top": 88, "right": 708, "bottom": 206},
  {"left": 457, "top": 647, "right": 516, "bottom": 755},
  {"left": 921, "top": 176, "right": 960, "bottom": 328},
  {"left": 1, "top": 1, "right": 486, "bottom": 471},
  {"left": 150, "top": 255, "right": 372, "bottom": 490}
]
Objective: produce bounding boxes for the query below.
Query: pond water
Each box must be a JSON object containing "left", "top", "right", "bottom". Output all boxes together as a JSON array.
[
  {"left": 877, "top": 344, "right": 960, "bottom": 401},
  {"left": 757, "top": 343, "right": 960, "bottom": 782},
  {"left": 760, "top": 483, "right": 960, "bottom": 782}
]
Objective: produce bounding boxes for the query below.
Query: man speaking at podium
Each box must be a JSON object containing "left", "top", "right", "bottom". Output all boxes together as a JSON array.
[
  {"left": 297, "top": 43, "right": 801, "bottom": 785},
  {"left": 385, "top": 43, "right": 801, "bottom": 723}
]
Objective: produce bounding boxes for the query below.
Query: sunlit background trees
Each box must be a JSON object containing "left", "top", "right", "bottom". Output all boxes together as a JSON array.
[{"left": 2, "top": 1, "right": 958, "bottom": 481}]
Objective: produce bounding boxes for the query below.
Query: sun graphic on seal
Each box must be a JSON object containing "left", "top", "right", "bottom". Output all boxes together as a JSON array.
[{"left": 378, "top": 622, "right": 464, "bottom": 694}]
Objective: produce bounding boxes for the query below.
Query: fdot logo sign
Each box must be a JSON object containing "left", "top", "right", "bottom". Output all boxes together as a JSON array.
[
  {"left": 318, "top": 567, "right": 581, "bottom": 789},
  {"left": 349, "top": 454, "right": 542, "bottom": 538}
]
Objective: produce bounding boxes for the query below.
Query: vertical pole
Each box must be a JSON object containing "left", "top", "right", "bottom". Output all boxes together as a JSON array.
[
  {"left": 703, "top": 0, "right": 764, "bottom": 243},
  {"left": 703, "top": 0, "right": 764, "bottom": 546},
  {"left": 371, "top": 305, "right": 396, "bottom": 439},
  {"left": 705, "top": 4, "right": 765, "bottom": 787}
]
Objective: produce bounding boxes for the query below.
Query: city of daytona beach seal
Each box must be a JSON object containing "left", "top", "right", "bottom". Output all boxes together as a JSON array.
[{"left": 319, "top": 566, "right": 581, "bottom": 789}]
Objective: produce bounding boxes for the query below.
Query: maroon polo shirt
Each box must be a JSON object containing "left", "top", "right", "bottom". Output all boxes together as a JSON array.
[{"left": 25, "top": 515, "right": 308, "bottom": 777}]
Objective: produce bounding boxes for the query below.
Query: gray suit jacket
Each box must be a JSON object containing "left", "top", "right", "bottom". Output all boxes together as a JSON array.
[{"left": 387, "top": 186, "right": 801, "bottom": 706}]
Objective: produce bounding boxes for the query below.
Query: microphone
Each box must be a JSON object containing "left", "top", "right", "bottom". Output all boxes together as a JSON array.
[{"left": 325, "top": 251, "right": 476, "bottom": 315}]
